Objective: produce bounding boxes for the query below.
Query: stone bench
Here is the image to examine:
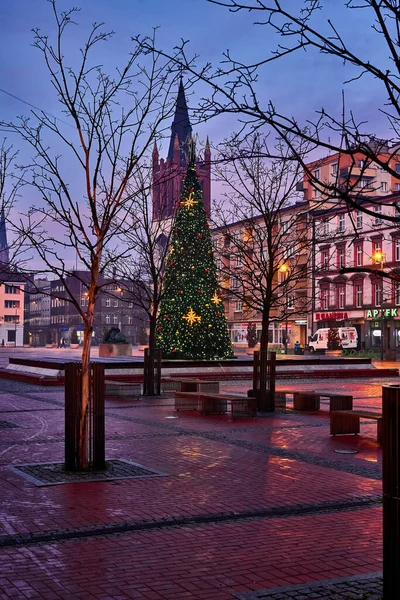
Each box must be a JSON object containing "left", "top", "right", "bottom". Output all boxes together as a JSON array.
[
  {"left": 105, "top": 380, "right": 141, "bottom": 399},
  {"left": 163, "top": 378, "right": 220, "bottom": 393},
  {"left": 174, "top": 391, "right": 256, "bottom": 419},
  {"left": 330, "top": 410, "right": 382, "bottom": 445}
]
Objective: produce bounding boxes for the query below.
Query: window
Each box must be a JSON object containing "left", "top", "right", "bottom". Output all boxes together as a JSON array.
[
  {"left": 105, "top": 315, "right": 110, "bottom": 324},
  {"left": 321, "top": 249, "right": 329, "bottom": 270},
  {"left": 395, "top": 239, "right": 400, "bottom": 262},
  {"left": 355, "top": 284, "right": 363, "bottom": 308},
  {"left": 113, "top": 315, "right": 118, "bottom": 324},
  {"left": 7, "top": 330, "right": 16, "bottom": 343},
  {"left": 359, "top": 178, "right": 370, "bottom": 189},
  {"left": 4, "top": 315, "right": 19, "bottom": 322},
  {"left": 113, "top": 299, "right": 118, "bottom": 307},
  {"left": 4, "top": 300, "right": 19, "bottom": 309},
  {"left": 395, "top": 164, "right": 400, "bottom": 174},
  {"left": 234, "top": 299, "right": 242, "bottom": 312},
  {"left": 287, "top": 295, "right": 295, "bottom": 310},
  {"left": 337, "top": 247, "right": 345, "bottom": 269},
  {"left": 337, "top": 286, "right": 345, "bottom": 309},
  {"left": 372, "top": 240, "right": 382, "bottom": 261},
  {"left": 358, "top": 160, "right": 365, "bottom": 168},
  {"left": 355, "top": 244, "right": 363, "bottom": 267},
  {"left": 395, "top": 183, "right": 400, "bottom": 192},
  {"left": 323, "top": 220, "right": 329, "bottom": 235},
  {"left": 374, "top": 282, "right": 382, "bottom": 307},
  {"left": 374, "top": 205, "right": 382, "bottom": 224},
  {"left": 338, "top": 214, "right": 345, "bottom": 232},
  {"left": 381, "top": 181, "right": 388, "bottom": 192},
  {"left": 105, "top": 298, "right": 111, "bottom": 307},
  {"left": 320, "top": 287, "right": 328, "bottom": 310},
  {"left": 331, "top": 163, "right": 338, "bottom": 176},
  {"left": 4, "top": 285, "right": 19, "bottom": 294},
  {"left": 313, "top": 169, "right": 320, "bottom": 199},
  {"left": 356, "top": 211, "right": 363, "bottom": 229},
  {"left": 128, "top": 316, "right": 133, "bottom": 325},
  {"left": 231, "top": 278, "right": 239, "bottom": 290},
  {"left": 396, "top": 283, "right": 400, "bottom": 306},
  {"left": 128, "top": 301, "right": 133, "bottom": 308},
  {"left": 80, "top": 297, "right": 86, "bottom": 307},
  {"left": 232, "top": 254, "right": 241, "bottom": 268}
]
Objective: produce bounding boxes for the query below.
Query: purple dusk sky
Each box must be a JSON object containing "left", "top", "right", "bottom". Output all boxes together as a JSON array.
[
  {"left": 0, "top": 1, "right": 392, "bottom": 273},
  {"left": 0, "top": 1, "right": 391, "bottom": 150}
]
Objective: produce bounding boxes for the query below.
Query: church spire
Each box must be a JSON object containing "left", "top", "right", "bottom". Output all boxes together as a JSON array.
[
  {"left": 0, "top": 207, "right": 9, "bottom": 266},
  {"left": 167, "top": 78, "right": 192, "bottom": 166}
]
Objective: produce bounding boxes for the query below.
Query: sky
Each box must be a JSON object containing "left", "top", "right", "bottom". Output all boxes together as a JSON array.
[{"left": 0, "top": 0, "right": 394, "bottom": 268}]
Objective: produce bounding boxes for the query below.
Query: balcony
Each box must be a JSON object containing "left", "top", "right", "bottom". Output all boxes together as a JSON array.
[
  {"left": 339, "top": 166, "right": 376, "bottom": 179},
  {"left": 296, "top": 181, "right": 308, "bottom": 192}
]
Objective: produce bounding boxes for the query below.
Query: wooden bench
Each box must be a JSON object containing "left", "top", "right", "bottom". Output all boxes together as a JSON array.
[
  {"left": 174, "top": 391, "right": 256, "bottom": 419},
  {"left": 330, "top": 410, "right": 382, "bottom": 445},
  {"left": 293, "top": 392, "right": 353, "bottom": 412}
]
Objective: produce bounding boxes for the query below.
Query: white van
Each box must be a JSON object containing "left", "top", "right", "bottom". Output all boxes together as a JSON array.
[{"left": 308, "top": 327, "right": 358, "bottom": 353}]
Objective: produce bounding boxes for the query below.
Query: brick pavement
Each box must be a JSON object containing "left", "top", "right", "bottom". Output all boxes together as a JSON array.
[{"left": 0, "top": 375, "right": 390, "bottom": 599}]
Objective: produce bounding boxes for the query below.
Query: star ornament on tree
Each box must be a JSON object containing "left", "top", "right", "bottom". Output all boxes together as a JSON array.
[
  {"left": 182, "top": 307, "right": 201, "bottom": 326},
  {"left": 181, "top": 189, "right": 198, "bottom": 210},
  {"left": 211, "top": 291, "right": 222, "bottom": 305}
]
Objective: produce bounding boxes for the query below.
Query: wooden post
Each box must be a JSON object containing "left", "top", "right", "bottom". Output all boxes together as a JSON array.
[
  {"left": 382, "top": 384, "right": 400, "bottom": 599},
  {"left": 65, "top": 362, "right": 82, "bottom": 471},
  {"left": 92, "top": 363, "right": 105, "bottom": 470},
  {"left": 65, "top": 361, "right": 105, "bottom": 471},
  {"left": 155, "top": 349, "right": 162, "bottom": 396}
]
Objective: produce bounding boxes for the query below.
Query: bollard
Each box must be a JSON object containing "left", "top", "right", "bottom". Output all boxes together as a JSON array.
[{"left": 382, "top": 384, "right": 400, "bottom": 599}]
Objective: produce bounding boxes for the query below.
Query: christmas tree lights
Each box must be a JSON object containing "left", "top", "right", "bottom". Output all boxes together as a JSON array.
[{"left": 157, "top": 157, "right": 233, "bottom": 359}]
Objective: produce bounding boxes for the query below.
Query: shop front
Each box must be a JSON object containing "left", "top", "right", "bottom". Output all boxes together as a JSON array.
[
  {"left": 365, "top": 307, "right": 400, "bottom": 358},
  {"left": 313, "top": 310, "right": 365, "bottom": 350}
]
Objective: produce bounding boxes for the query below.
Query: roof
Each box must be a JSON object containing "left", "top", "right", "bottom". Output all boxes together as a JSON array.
[{"left": 167, "top": 79, "right": 192, "bottom": 166}]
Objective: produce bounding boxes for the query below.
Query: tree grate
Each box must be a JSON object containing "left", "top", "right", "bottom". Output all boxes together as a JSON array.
[
  {"left": 0, "top": 420, "right": 18, "bottom": 428},
  {"left": 234, "top": 572, "right": 383, "bottom": 600},
  {"left": 8, "top": 459, "right": 166, "bottom": 486}
]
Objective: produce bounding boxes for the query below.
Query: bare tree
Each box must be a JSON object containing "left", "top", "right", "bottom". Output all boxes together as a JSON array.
[
  {"left": 112, "top": 166, "right": 174, "bottom": 396},
  {"left": 213, "top": 134, "right": 312, "bottom": 408},
  {"left": 1, "top": 2, "right": 177, "bottom": 469},
  {"left": 143, "top": 1, "right": 400, "bottom": 225},
  {"left": 0, "top": 139, "right": 25, "bottom": 272}
]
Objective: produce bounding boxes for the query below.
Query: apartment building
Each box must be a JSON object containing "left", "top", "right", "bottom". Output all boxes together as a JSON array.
[
  {"left": 311, "top": 193, "right": 400, "bottom": 357},
  {"left": 300, "top": 141, "right": 400, "bottom": 204},
  {"left": 23, "top": 272, "right": 146, "bottom": 346},
  {"left": 213, "top": 202, "right": 310, "bottom": 351},
  {"left": 0, "top": 268, "right": 25, "bottom": 347}
]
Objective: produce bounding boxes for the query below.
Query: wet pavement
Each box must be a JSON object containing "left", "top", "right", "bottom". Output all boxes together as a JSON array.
[{"left": 0, "top": 359, "right": 396, "bottom": 599}]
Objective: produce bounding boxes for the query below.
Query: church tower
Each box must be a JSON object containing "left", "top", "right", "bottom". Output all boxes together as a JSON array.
[
  {"left": 0, "top": 208, "right": 9, "bottom": 266},
  {"left": 152, "top": 80, "right": 211, "bottom": 224}
]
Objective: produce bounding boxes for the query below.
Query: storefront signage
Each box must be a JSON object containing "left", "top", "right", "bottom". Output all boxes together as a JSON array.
[
  {"left": 315, "top": 312, "right": 348, "bottom": 321},
  {"left": 366, "top": 308, "right": 398, "bottom": 319}
]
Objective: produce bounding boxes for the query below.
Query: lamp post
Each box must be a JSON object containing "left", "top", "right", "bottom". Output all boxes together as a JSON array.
[
  {"left": 372, "top": 250, "right": 385, "bottom": 361},
  {"left": 279, "top": 263, "right": 289, "bottom": 354}
]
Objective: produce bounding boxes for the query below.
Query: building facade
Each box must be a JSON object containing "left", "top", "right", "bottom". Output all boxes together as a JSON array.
[
  {"left": 311, "top": 193, "right": 400, "bottom": 357},
  {"left": 23, "top": 273, "right": 146, "bottom": 346}
]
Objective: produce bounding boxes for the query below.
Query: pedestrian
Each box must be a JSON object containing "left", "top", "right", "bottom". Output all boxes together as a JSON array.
[
  {"left": 294, "top": 341, "right": 301, "bottom": 355},
  {"left": 1, "top": 339, "right": 4, "bottom": 347}
]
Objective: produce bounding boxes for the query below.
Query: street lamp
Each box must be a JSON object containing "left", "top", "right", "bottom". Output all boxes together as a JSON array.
[
  {"left": 279, "top": 263, "right": 289, "bottom": 354},
  {"left": 372, "top": 250, "right": 385, "bottom": 361}
]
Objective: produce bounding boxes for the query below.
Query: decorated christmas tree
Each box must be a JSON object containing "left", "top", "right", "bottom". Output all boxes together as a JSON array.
[{"left": 157, "top": 154, "right": 233, "bottom": 359}]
